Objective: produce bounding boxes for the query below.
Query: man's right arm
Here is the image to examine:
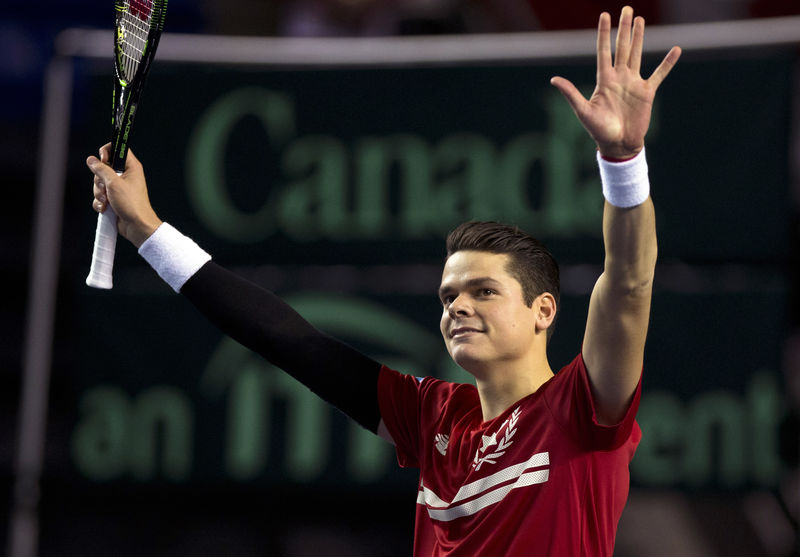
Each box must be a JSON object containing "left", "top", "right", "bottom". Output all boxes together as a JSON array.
[
  {"left": 87, "top": 145, "right": 383, "bottom": 433},
  {"left": 180, "top": 259, "right": 383, "bottom": 433}
]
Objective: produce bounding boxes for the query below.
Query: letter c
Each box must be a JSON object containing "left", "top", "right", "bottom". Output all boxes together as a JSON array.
[{"left": 186, "top": 88, "right": 295, "bottom": 242}]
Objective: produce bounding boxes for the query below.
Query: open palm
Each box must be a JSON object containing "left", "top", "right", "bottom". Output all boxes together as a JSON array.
[{"left": 551, "top": 7, "right": 681, "bottom": 160}]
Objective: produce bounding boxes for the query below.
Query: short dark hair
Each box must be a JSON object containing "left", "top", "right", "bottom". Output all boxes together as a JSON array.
[{"left": 445, "top": 221, "right": 560, "bottom": 338}]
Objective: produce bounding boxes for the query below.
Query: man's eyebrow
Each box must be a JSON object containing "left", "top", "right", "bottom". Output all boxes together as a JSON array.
[{"left": 438, "top": 277, "right": 503, "bottom": 297}]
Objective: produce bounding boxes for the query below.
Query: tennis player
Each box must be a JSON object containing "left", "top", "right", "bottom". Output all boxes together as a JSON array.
[{"left": 87, "top": 7, "right": 680, "bottom": 555}]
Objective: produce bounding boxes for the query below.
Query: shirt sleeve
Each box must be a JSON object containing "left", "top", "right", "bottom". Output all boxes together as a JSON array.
[
  {"left": 544, "top": 354, "right": 641, "bottom": 451},
  {"left": 180, "top": 261, "right": 384, "bottom": 433},
  {"left": 377, "top": 366, "right": 424, "bottom": 467}
]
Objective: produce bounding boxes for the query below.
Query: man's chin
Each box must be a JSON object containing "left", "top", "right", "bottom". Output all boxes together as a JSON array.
[{"left": 451, "top": 350, "right": 491, "bottom": 377}]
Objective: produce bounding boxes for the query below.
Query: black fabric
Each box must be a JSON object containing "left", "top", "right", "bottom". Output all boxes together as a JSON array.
[{"left": 180, "top": 261, "right": 383, "bottom": 433}]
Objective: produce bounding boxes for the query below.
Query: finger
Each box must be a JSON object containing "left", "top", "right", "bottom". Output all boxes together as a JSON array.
[
  {"left": 99, "top": 143, "right": 112, "bottom": 164},
  {"left": 93, "top": 177, "right": 107, "bottom": 198},
  {"left": 91, "top": 177, "right": 107, "bottom": 212},
  {"left": 629, "top": 16, "right": 645, "bottom": 74},
  {"left": 647, "top": 46, "right": 682, "bottom": 89},
  {"left": 596, "top": 12, "right": 612, "bottom": 74},
  {"left": 125, "top": 148, "right": 142, "bottom": 172},
  {"left": 550, "top": 76, "right": 587, "bottom": 116},
  {"left": 614, "top": 6, "right": 634, "bottom": 68}
]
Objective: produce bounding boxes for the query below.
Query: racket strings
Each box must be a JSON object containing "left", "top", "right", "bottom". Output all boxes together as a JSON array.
[{"left": 117, "top": 0, "right": 154, "bottom": 81}]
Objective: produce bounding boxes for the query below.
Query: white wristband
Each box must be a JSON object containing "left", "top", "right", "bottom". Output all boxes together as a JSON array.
[
  {"left": 138, "top": 222, "right": 211, "bottom": 292},
  {"left": 596, "top": 148, "right": 650, "bottom": 208}
]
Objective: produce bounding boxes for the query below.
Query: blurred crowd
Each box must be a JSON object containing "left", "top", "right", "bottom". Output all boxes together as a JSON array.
[{"left": 209, "top": 0, "right": 800, "bottom": 37}]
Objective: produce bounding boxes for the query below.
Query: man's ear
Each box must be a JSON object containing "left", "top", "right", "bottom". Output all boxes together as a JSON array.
[{"left": 534, "top": 292, "right": 557, "bottom": 333}]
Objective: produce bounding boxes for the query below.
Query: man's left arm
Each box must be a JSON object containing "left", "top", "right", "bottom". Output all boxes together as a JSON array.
[
  {"left": 584, "top": 190, "right": 656, "bottom": 424},
  {"left": 550, "top": 6, "right": 681, "bottom": 424}
]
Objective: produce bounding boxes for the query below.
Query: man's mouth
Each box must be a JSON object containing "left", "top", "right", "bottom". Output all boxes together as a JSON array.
[{"left": 450, "top": 327, "right": 483, "bottom": 339}]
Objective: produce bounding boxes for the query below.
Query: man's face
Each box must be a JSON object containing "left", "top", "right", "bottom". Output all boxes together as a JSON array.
[{"left": 439, "top": 250, "right": 541, "bottom": 374}]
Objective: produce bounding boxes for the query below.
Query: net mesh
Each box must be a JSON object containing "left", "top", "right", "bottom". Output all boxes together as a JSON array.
[{"left": 116, "top": 0, "right": 155, "bottom": 81}]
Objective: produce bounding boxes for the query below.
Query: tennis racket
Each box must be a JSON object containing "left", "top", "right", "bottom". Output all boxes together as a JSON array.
[{"left": 86, "top": 0, "right": 168, "bottom": 289}]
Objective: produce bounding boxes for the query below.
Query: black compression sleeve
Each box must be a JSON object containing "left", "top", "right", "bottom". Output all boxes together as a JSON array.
[{"left": 180, "top": 261, "right": 383, "bottom": 433}]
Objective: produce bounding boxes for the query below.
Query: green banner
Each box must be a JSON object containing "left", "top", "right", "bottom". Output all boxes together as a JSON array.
[{"left": 57, "top": 50, "right": 793, "bottom": 494}]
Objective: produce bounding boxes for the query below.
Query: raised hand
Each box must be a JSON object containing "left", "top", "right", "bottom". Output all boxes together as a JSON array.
[
  {"left": 550, "top": 6, "right": 681, "bottom": 160},
  {"left": 87, "top": 144, "right": 162, "bottom": 248}
]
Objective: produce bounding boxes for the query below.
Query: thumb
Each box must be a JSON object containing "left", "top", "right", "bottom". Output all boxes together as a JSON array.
[
  {"left": 86, "top": 155, "right": 119, "bottom": 184},
  {"left": 549, "top": 76, "right": 587, "bottom": 115}
]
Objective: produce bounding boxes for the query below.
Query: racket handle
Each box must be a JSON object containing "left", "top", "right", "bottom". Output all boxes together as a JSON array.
[{"left": 86, "top": 205, "right": 118, "bottom": 289}]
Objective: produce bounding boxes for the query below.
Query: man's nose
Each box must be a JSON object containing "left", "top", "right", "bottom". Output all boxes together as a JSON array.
[{"left": 448, "top": 294, "right": 473, "bottom": 317}]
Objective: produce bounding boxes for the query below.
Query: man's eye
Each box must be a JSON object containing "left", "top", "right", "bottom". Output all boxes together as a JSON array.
[{"left": 479, "top": 289, "right": 495, "bottom": 297}]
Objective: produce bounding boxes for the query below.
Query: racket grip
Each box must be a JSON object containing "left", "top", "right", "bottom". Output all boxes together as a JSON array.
[{"left": 86, "top": 205, "right": 119, "bottom": 289}]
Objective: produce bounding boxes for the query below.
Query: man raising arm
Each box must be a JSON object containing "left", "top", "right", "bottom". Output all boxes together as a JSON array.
[
  {"left": 551, "top": 7, "right": 680, "bottom": 424},
  {"left": 86, "top": 7, "right": 681, "bottom": 555}
]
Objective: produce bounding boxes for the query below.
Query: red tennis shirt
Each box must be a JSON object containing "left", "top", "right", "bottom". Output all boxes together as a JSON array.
[{"left": 377, "top": 353, "right": 641, "bottom": 556}]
